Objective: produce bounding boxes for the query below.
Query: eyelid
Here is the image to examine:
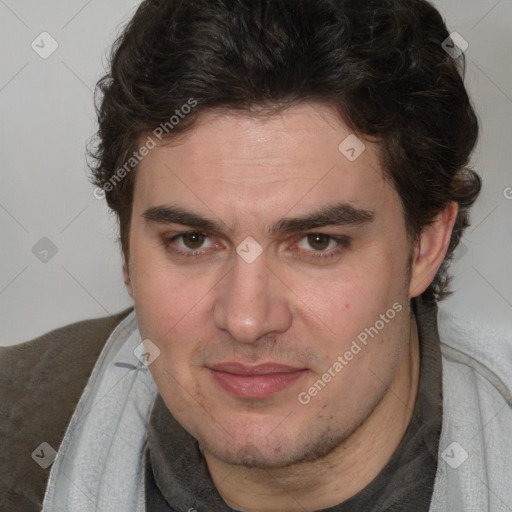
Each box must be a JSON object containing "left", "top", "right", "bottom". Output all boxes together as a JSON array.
[
  {"left": 164, "top": 231, "right": 217, "bottom": 252},
  {"left": 162, "top": 230, "right": 351, "bottom": 260}
]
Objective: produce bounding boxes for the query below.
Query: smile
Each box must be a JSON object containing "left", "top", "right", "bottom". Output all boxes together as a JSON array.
[{"left": 207, "top": 363, "right": 309, "bottom": 398}]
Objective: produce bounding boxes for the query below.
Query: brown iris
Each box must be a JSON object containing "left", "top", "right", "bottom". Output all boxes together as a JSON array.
[
  {"left": 306, "top": 234, "right": 331, "bottom": 251},
  {"left": 182, "top": 232, "right": 206, "bottom": 249}
]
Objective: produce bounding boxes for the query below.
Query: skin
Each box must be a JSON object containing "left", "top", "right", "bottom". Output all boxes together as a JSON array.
[{"left": 124, "top": 102, "right": 457, "bottom": 511}]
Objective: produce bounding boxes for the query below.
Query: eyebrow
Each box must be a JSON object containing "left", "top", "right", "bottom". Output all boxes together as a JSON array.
[{"left": 142, "top": 202, "right": 375, "bottom": 236}]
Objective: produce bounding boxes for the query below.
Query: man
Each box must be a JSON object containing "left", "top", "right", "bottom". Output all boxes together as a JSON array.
[{"left": 1, "top": 0, "right": 511, "bottom": 511}]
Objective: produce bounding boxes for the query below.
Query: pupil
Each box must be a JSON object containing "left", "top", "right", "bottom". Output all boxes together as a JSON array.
[
  {"left": 308, "top": 234, "right": 328, "bottom": 251},
  {"left": 184, "top": 233, "right": 204, "bottom": 249}
]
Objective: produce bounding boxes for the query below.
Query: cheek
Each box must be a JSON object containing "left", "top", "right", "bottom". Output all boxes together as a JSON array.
[
  {"left": 128, "top": 247, "right": 214, "bottom": 381},
  {"left": 128, "top": 231, "right": 197, "bottom": 332},
  {"left": 301, "top": 257, "right": 406, "bottom": 337}
]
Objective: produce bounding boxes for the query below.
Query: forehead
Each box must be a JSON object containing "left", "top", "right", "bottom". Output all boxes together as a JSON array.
[{"left": 133, "top": 103, "right": 393, "bottom": 225}]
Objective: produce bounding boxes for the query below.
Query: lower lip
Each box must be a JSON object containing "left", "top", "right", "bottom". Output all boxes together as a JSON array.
[{"left": 208, "top": 369, "right": 308, "bottom": 399}]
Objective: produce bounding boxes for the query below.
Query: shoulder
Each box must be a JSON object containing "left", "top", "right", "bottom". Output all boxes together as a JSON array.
[
  {"left": 1, "top": 307, "right": 133, "bottom": 364},
  {"left": 433, "top": 312, "right": 512, "bottom": 510},
  {"left": 440, "top": 312, "right": 512, "bottom": 500},
  {"left": 433, "top": 345, "right": 512, "bottom": 510},
  {"left": 437, "top": 306, "right": 512, "bottom": 406},
  {"left": 0, "top": 307, "right": 134, "bottom": 511},
  {"left": 0, "top": 307, "right": 134, "bottom": 377}
]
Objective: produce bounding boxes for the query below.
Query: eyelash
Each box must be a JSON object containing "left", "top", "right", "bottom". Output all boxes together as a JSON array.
[{"left": 161, "top": 231, "right": 350, "bottom": 261}]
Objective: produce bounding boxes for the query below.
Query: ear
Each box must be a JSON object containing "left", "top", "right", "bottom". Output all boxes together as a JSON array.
[
  {"left": 123, "top": 259, "right": 133, "bottom": 298},
  {"left": 409, "top": 202, "right": 458, "bottom": 298}
]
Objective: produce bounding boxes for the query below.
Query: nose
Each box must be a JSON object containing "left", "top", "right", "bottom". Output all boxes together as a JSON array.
[{"left": 212, "top": 250, "right": 293, "bottom": 344}]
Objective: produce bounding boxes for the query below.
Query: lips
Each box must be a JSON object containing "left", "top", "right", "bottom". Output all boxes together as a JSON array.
[
  {"left": 209, "top": 362, "right": 303, "bottom": 375},
  {"left": 207, "top": 362, "right": 308, "bottom": 398}
]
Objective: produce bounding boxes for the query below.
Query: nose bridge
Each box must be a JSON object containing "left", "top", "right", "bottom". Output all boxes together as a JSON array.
[{"left": 213, "top": 251, "right": 291, "bottom": 344}]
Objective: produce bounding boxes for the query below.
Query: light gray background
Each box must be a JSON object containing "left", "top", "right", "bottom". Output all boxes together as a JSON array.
[{"left": 1, "top": 0, "right": 511, "bottom": 347}]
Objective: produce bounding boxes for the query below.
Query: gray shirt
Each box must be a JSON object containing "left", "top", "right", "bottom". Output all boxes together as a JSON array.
[{"left": 144, "top": 296, "right": 442, "bottom": 511}]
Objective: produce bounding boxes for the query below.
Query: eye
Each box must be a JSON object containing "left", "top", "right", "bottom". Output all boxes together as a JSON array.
[
  {"left": 162, "top": 231, "right": 214, "bottom": 257},
  {"left": 295, "top": 233, "right": 350, "bottom": 260},
  {"left": 161, "top": 231, "right": 350, "bottom": 261}
]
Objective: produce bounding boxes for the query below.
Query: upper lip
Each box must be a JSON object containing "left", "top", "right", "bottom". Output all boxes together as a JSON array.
[{"left": 208, "top": 362, "right": 305, "bottom": 375}]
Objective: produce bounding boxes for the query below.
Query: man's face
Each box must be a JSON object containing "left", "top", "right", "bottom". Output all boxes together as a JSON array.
[{"left": 127, "top": 102, "right": 414, "bottom": 468}]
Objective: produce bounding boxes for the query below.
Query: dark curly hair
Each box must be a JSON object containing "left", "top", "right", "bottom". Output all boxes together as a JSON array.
[{"left": 88, "top": 0, "right": 481, "bottom": 303}]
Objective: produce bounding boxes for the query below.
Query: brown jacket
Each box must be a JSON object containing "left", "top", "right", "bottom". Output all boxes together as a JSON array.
[{"left": 0, "top": 308, "right": 134, "bottom": 512}]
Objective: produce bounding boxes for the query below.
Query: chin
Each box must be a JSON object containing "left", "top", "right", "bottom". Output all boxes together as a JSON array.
[
  {"left": 205, "top": 439, "right": 301, "bottom": 469},
  {"left": 200, "top": 423, "right": 347, "bottom": 470}
]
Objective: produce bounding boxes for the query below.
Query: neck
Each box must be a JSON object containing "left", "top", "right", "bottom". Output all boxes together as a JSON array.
[{"left": 204, "top": 315, "right": 421, "bottom": 512}]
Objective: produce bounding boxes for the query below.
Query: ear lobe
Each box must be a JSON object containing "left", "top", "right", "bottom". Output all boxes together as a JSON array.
[
  {"left": 123, "top": 260, "right": 133, "bottom": 298},
  {"left": 409, "top": 202, "right": 458, "bottom": 298}
]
